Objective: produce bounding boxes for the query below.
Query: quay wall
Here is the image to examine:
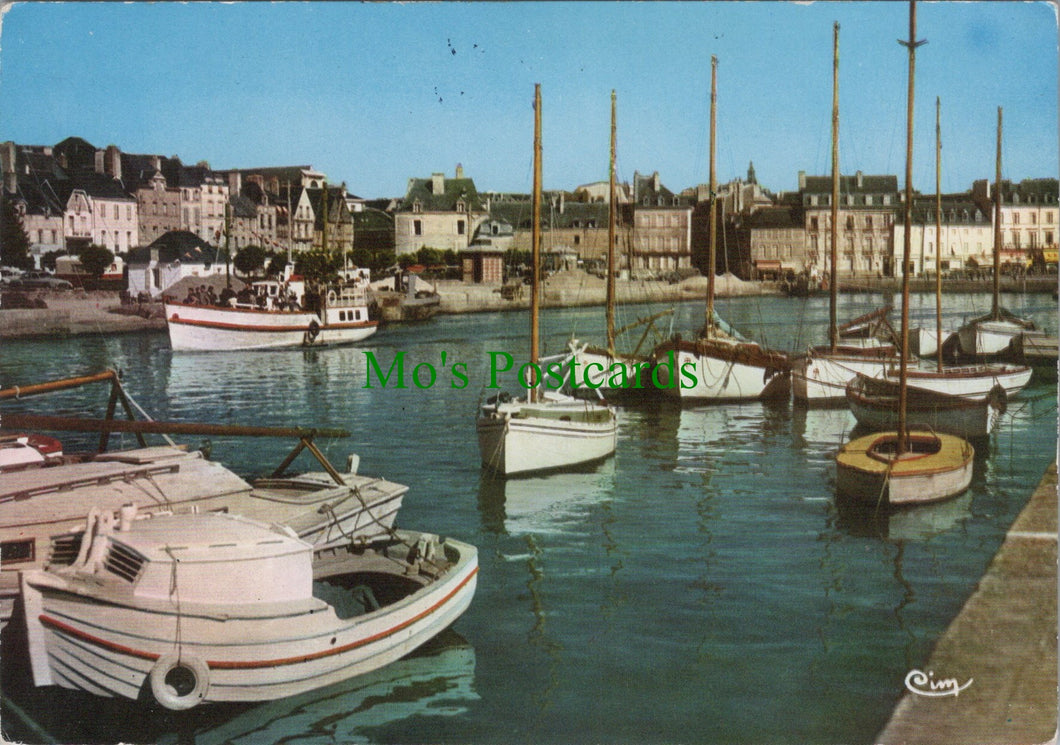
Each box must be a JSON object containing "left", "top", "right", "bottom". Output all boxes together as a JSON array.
[{"left": 0, "top": 274, "right": 1054, "bottom": 339}]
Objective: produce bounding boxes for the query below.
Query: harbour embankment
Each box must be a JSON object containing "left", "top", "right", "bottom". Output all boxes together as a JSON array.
[
  {"left": 0, "top": 272, "right": 1054, "bottom": 339},
  {"left": 876, "top": 463, "right": 1058, "bottom": 745}
]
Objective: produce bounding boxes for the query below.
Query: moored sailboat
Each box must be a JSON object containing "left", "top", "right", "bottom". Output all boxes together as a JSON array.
[
  {"left": 836, "top": 1, "right": 974, "bottom": 508},
  {"left": 650, "top": 56, "right": 791, "bottom": 403},
  {"left": 476, "top": 85, "right": 617, "bottom": 477},
  {"left": 793, "top": 23, "right": 897, "bottom": 406}
]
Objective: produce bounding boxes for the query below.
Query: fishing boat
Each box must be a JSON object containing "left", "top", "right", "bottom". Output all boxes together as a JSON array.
[
  {"left": 20, "top": 507, "right": 477, "bottom": 709},
  {"left": 846, "top": 373, "right": 1005, "bottom": 440},
  {"left": 954, "top": 107, "right": 1043, "bottom": 359},
  {"left": 0, "top": 371, "right": 406, "bottom": 624},
  {"left": 792, "top": 26, "right": 897, "bottom": 406},
  {"left": 476, "top": 85, "right": 617, "bottom": 477},
  {"left": 163, "top": 270, "right": 377, "bottom": 352},
  {"left": 650, "top": 56, "right": 791, "bottom": 403},
  {"left": 570, "top": 91, "right": 673, "bottom": 399},
  {"left": 835, "top": 2, "right": 974, "bottom": 508}
]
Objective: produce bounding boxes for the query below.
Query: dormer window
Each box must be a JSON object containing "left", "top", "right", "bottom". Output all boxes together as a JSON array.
[
  {"left": 412, "top": 201, "right": 423, "bottom": 213},
  {"left": 456, "top": 200, "right": 466, "bottom": 213}
]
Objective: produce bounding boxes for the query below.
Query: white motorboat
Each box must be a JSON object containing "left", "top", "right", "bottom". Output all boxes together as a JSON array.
[
  {"left": 649, "top": 57, "right": 790, "bottom": 403},
  {"left": 21, "top": 508, "right": 477, "bottom": 709},
  {"left": 0, "top": 371, "right": 405, "bottom": 624},
  {"left": 475, "top": 85, "right": 617, "bottom": 477},
  {"left": 164, "top": 280, "right": 377, "bottom": 352},
  {"left": 846, "top": 373, "right": 1005, "bottom": 439}
]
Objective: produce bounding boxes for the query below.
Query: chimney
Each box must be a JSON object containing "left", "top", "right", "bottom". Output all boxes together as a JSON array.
[
  {"left": 856, "top": 170, "right": 863, "bottom": 188},
  {"left": 94, "top": 149, "right": 105, "bottom": 175},
  {"left": 431, "top": 172, "right": 445, "bottom": 194},
  {"left": 652, "top": 171, "right": 660, "bottom": 192},
  {"left": 559, "top": 192, "right": 565, "bottom": 214},
  {"left": 105, "top": 145, "right": 122, "bottom": 180},
  {"left": 228, "top": 171, "right": 242, "bottom": 194},
  {"left": 152, "top": 155, "right": 161, "bottom": 171},
  {"left": 798, "top": 170, "right": 806, "bottom": 190},
  {"left": 455, "top": 163, "right": 464, "bottom": 179},
  {"left": 2, "top": 141, "right": 15, "bottom": 193}
]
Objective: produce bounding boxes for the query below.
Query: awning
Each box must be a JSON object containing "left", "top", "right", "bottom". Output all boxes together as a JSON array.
[{"left": 754, "top": 260, "right": 783, "bottom": 270}]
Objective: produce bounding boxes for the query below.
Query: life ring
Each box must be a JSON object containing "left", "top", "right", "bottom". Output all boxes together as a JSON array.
[
  {"left": 326, "top": 289, "right": 338, "bottom": 305},
  {"left": 149, "top": 652, "right": 210, "bottom": 710},
  {"left": 304, "top": 320, "right": 321, "bottom": 345}
]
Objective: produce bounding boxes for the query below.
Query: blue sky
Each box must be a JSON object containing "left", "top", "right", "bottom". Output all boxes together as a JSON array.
[{"left": 0, "top": 1, "right": 1055, "bottom": 199}]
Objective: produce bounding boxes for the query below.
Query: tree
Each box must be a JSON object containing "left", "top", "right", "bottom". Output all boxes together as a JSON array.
[
  {"left": 77, "top": 244, "right": 114, "bottom": 278},
  {"left": 41, "top": 250, "right": 64, "bottom": 272},
  {"left": 0, "top": 192, "right": 33, "bottom": 269},
  {"left": 233, "top": 244, "right": 267, "bottom": 277},
  {"left": 295, "top": 251, "right": 338, "bottom": 284}
]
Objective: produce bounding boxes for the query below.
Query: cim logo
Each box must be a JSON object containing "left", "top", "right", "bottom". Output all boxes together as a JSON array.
[{"left": 904, "top": 669, "right": 974, "bottom": 698}]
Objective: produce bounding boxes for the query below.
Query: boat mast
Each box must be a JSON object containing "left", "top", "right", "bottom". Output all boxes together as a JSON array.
[
  {"left": 531, "top": 83, "right": 542, "bottom": 403},
  {"left": 286, "top": 181, "right": 294, "bottom": 266},
  {"left": 898, "top": 0, "right": 926, "bottom": 454},
  {"left": 829, "top": 21, "right": 840, "bottom": 350},
  {"left": 935, "top": 97, "right": 943, "bottom": 372},
  {"left": 992, "top": 106, "right": 1002, "bottom": 319},
  {"left": 705, "top": 55, "right": 717, "bottom": 335},
  {"left": 606, "top": 89, "right": 617, "bottom": 355},
  {"left": 224, "top": 201, "right": 232, "bottom": 289}
]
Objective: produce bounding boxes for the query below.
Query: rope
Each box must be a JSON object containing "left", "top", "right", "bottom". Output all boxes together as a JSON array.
[{"left": 163, "top": 545, "right": 184, "bottom": 658}]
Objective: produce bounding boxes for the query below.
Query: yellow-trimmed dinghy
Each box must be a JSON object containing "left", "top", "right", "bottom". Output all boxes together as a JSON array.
[{"left": 835, "top": 431, "right": 974, "bottom": 508}]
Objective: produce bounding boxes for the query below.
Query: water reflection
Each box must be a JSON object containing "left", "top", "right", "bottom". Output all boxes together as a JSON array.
[
  {"left": 835, "top": 492, "right": 973, "bottom": 542},
  {"left": 178, "top": 629, "right": 477, "bottom": 745}
]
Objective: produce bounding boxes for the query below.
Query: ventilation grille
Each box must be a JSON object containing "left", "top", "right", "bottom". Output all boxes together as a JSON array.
[
  {"left": 48, "top": 534, "right": 84, "bottom": 567},
  {"left": 104, "top": 543, "right": 145, "bottom": 583}
]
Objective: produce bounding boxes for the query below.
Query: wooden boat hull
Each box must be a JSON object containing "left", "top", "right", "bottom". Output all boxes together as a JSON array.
[
  {"left": 957, "top": 318, "right": 1030, "bottom": 358},
  {"left": 835, "top": 431, "right": 974, "bottom": 507},
  {"left": 570, "top": 347, "right": 652, "bottom": 398},
  {"left": 846, "top": 376, "right": 1004, "bottom": 439},
  {"left": 21, "top": 531, "right": 478, "bottom": 707},
  {"left": 652, "top": 340, "right": 790, "bottom": 403},
  {"left": 477, "top": 399, "right": 617, "bottom": 477},
  {"left": 792, "top": 343, "right": 896, "bottom": 405},
  {"left": 890, "top": 363, "right": 1031, "bottom": 399},
  {"left": 164, "top": 301, "right": 378, "bottom": 352}
]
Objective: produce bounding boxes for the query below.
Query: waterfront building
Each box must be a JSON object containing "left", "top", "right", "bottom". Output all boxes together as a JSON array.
[
  {"left": 972, "top": 178, "right": 1059, "bottom": 271},
  {"left": 124, "top": 154, "right": 183, "bottom": 244},
  {"left": 893, "top": 194, "right": 991, "bottom": 277},
  {"left": 741, "top": 202, "right": 807, "bottom": 279},
  {"left": 1, "top": 142, "right": 66, "bottom": 267},
  {"left": 126, "top": 230, "right": 227, "bottom": 298},
  {"left": 798, "top": 170, "right": 900, "bottom": 278},
  {"left": 394, "top": 166, "right": 488, "bottom": 255},
  {"left": 306, "top": 185, "right": 354, "bottom": 256},
  {"left": 491, "top": 192, "right": 615, "bottom": 267},
  {"left": 630, "top": 170, "right": 694, "bottom": 276}
]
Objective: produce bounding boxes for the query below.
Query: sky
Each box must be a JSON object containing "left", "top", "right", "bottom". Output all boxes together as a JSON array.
[{"left": 0, "top": 1, "right": 1056, "bottom": 200}]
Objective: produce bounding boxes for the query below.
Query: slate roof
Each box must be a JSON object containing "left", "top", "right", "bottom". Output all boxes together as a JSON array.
[
  {"left": 305, "top": 187, "right": 348, "bottom": 229},
  {"left": 10, "top": 176, "right": 65, "bottom": 217},
  {"left": 53, "top": 171, "right": 136, "bottom": 203},
  {"left": 898, "top": 194, "right": 987, "bottom": 225},
  {"left": 398, "top": 176, "right": 485, "bottom": 212},
  {"left": 801, "top": 173, "right": 899, "bottom": 195},
  {"left": 127, "top": 230, "right": 219, "bottom": 265},
  {"left": 632, "top": 171, "right": 694, "bottom": 208},
  {"left": 229, "top": 194, "right": 259, "bottom": 219},
  {"left": 745, "top": 205, "right": 803, "bottom": 229}
]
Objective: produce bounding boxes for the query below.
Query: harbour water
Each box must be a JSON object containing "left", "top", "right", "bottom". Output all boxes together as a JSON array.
[{"left": 1, "top": 290, "right": 1056, "bottom": 744}]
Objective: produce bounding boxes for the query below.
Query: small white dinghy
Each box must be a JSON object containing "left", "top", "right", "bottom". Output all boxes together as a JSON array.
[{"left": 20, "top": 507, "right": 478, "bottom": 710}]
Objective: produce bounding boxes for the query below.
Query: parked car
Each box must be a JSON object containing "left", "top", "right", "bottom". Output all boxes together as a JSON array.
[
  {"left": 0, "top": 267, "right": 24, "bottom": 285},
  {"left": 10, "top": 271, "right": 73, "bottom": 289}
]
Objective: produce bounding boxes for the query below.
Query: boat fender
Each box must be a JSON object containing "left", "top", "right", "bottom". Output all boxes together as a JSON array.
[
  {"left": 149, "top": 652, "right": 210, "bottom": 710},
  {"left": 304, "top": 320, "right": 321, "bottom": 344},
  {"left": 987, "top": 383, "right": 1008, "bottom": 416}
]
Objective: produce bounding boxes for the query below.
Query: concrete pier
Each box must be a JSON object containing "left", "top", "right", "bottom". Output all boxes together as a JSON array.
[{"left": 877, "top": 463, "right": 1058, "bottom": 745}]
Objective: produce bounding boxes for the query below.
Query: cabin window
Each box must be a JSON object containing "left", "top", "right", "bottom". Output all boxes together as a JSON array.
[{"left": 1, "top": 539, "right": 34, "bottom": 566}]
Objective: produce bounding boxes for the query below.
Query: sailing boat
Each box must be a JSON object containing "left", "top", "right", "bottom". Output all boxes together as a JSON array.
[
  {"left": 571, "top": 90, "right": 673, "bottom": 398},
  {"left": 477, "top": 85, "right": 618, "bottom": 477},
  {"left": 883, "top": 98, "right": 1032, "bottom": 399},
  {"left": 836, "top": 0, "right": 974, "bottom": 507},
  {"left": 792, "top": 22, "right": 899, "bottom": 406},
  {"left": 650, "top": 56, "right": 791, "bottom": 402},
  {"left": 954, "top": 107, "right": 1047, "bottom": 359}
]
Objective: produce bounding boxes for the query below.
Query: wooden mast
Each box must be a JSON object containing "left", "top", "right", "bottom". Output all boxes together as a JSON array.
[
  {"left": 829, "top": 21, "right": 840, "bottom": 350},
  {"left": 705, "top": 55, "right": 718, "bottom": 335},
  {"left": 606, "top": 89, "right": 617, "bottom": 354},
  {"left": 530, "top": 84, "right": 542, "bottom": 403},
  {"left": 935, "top": 97, "right": 943, "bottom": 372},
  {"left": 992, "top": 106, "right": 1003, "bottom": 319},
  {"left": 898, "top": 0, "right": 926, "bottom": 454}
]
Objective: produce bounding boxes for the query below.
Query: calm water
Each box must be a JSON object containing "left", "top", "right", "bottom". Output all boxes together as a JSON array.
[{"left": 1, "top": 290, "right": 1056, "bottom": 745}]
